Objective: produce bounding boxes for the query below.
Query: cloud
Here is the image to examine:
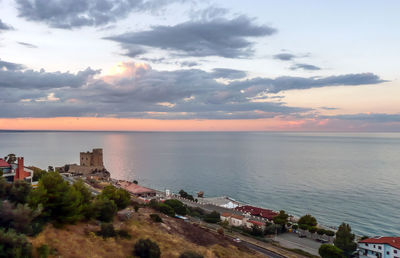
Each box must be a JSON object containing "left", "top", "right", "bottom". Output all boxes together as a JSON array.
[
  {"left": 273, "top": 53, "right": 296, "bottom": 61},
  {"left": 0, "top": 19, "right": 13, "bottom": 31},
  {"left": 0, "top": 66, "right": 100, "bottom": 89},
  {"left": 105, "top": 15, "right": 277, "bottom": 58},
  {"left": 0, "top": 60, "right": 26, "bottom": 71},
  {"left": 232, "top": 73, "right": 386, "bottom": 93},
  {"left": 180, "top": 61, "right": 199, "bottom": 67},
  {"left": 17, "top": 41, "right": 38, "bottom": 48},
  {"left": 211, "top": 68, "right": 247, "bottom": 79},
  {"left": 322, "top": 113, "right": 400, "bottom": 122},
  {"left": 319, "top": 106, "right": 338, "bottom": 110},
  {"left": 290, "top": 63, "right": 321, "bottom": 71},
  {"left": 15, "top": 0, "right": 186, "bottom": 29},
  {"left": 0, "top": 61, "right": 387, "bottom": 120}
]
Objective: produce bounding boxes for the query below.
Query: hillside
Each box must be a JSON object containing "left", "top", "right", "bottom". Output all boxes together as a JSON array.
[{"left": 30, "top": 206, "right": 265, "bottom": 258}]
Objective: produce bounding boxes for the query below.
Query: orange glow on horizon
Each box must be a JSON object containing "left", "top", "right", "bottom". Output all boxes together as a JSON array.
[{"left": 0, "top": 117, "right": 309, "bottom": 131}]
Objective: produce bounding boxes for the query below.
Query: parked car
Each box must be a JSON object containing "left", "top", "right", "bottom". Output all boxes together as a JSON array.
[{"left": 233, "top": 238, "right": 241, "bottom": 243}]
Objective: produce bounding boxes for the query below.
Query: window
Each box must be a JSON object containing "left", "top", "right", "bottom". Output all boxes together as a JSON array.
[
  {"left": 395, "top": 250, "right": 398, "bottom": 254},
  {"left": 366, "top": 244, "right": 369, "bottom": 246},
  {"left": 378, "top": 246, "right": 381, "bottom": 250},
  {"left": 387, "top": 252, "right": 390, "bottom": 255},
  {"left": 374, "top": 245, "right": 376, "bottom": 248}
]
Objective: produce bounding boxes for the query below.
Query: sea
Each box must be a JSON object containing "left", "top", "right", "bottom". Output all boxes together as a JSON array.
[{"left": 0, "top": 131, "right": 399, "bottom": 236}]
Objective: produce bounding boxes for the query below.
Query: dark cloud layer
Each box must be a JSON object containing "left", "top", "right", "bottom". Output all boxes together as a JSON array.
[
  {"left": 0, "top": 60, "right": 26, "bottom": 71},
  {"left": 17, "top": 41, "right": 38, "bottom": 48},
  {"left": 323, "top": 113, "right": 400, "bottom": 122},
  {"left": 273, "top": 53, "right": 296, "bottom": 61},
  {"left": 0, "top": 19, "right": 13, "bottom": 31},
  {"left": 16, "top": 0, "right": 186, "bottom": 29},
  {"left": 0, "top": 66, "right": 99, "bottom": 89},
  {"left": 290, "top": 63, "right": 321, "bottom": 71},
  {"left": 0, "top": 61, "right": 387, "bottom": 120},
  {"left": 232, "top": 73, "right": 386, "bottom": 93},
  {"left": 105, "top": 16, "right": 277, "bottom": 58}
]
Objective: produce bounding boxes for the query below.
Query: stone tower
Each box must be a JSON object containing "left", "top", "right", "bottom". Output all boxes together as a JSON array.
[{"left": 80, "top": 149, "right": 104, "bottom": 167}]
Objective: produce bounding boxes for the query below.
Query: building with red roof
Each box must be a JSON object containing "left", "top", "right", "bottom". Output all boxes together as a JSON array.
[
  {"left": 235, "top": 205, "right": 278, "bottom": 221},
  {"left": 0, "top": 157, "right": 33, "bottom": 183},
  {"left": 117, "top": 180, "right": 156, "bottom": 197},
  {"left": 358, "top": 237, "right": 400, "bottom": 257}
]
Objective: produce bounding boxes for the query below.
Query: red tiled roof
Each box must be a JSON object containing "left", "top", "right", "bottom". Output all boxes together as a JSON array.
[
  {"left": 0, "top": 159, "right": 11, "bottom": 167},
  {"left": 221, "top": 213, "right": 232, "bottom": 218},
  {"left": 231, "top": 214, "right": 244, "bottom": 220},
  {"left": 235, "top": 205, "right": 278, "bottom": 220},
  {"left": 360, "top": 237, "right": 400, "bottom": 250},
  {"left": 118, "top": 181, "right": 156, "bottom": 194},
  {"left": 249, "top": 220, "right": 264, "bottom": 226}
]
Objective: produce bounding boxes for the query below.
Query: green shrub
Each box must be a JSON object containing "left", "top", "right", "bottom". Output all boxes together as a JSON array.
[
  {"left": 325, "top": 230, "right": 335, "bottom": 237},
  {"left": 28, "top": 172, "right": 83, "bottom": 224},
  {"left": 150, "top": 214, "right": 163, "bottom": 223},
  {"left": 37, "top": 244, "right": 50, "bottom": 258},
  {"left": 158, "top": 203, "right": 175, "bottom": 217},
  {"left": 117, "top": 229, "right": 131, "bottom": 239},
  {"left": 98, "top": 223, "right": 116, "bottom": 238},
  {"left": 292, "top": 224, "right": 298, "bottom": 230},
  {"left": 0, "top": 228, "right": 32, "bottom": 258},
  {"left": 133, "top": 238, "right": 161, "bottom": 258},
  {"left": 164, "top": 199, "right": 187, "bottom": 215},
  {"left": 298, "top": 214, "right": 317, "bottom": 227},
  {"left": 92, "top": 198, "right": 117, "bottom": 222},
  {"left": 99, "top": 185, "right": 131, "bottom": 210},
  {"left": 317, "top": 228, "right": 326, "bottom": 235},
  {"left": 308, "top": 226, "right": 317, "bottom": 234},
  {"left": 9, "top": 180, "right": 32, "bottom": 204},
  {"left": 319, "top": 244, "right": 344, "bottom": 258},
  {"left": 203, "top": 211, "right": 220, "bottom": 223},
  {"left": 179, "top": 250, "right": 204, "bottom": 258}
]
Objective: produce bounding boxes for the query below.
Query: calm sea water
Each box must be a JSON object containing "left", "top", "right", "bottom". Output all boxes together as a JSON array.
[{"left": 0, "top": 131, "right": 399, "bottom": 236}]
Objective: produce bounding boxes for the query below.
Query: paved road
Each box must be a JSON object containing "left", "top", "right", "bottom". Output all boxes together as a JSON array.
[{"left": 276, "top": 232, "right": 321, "bottom": 256}]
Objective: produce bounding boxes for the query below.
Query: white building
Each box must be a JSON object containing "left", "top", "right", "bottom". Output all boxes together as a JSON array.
[
  {"left": 221, "top": 212, "right": 245, "bottom": 227},
  {"left": 358, "top": 237, "right": 400, "bottom": 258}
]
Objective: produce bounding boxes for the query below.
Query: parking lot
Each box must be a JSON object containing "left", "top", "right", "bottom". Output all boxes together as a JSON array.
[{"left": 275, "top": 232, "right": 322, "bottom": 256}]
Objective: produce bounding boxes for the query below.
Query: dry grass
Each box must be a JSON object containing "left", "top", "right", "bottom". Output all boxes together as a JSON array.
[{"left": 30, "top": 207, "right": 265, "bottom": 258}]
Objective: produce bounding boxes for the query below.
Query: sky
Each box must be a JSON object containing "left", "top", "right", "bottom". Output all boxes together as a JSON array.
[{"left": 0, "top": 0, "right": 399, "bottom": 131}]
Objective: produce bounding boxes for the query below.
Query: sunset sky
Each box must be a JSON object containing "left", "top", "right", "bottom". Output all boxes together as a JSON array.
[{"left": 1, "top": 0, "right": 399, "bottom": 131}]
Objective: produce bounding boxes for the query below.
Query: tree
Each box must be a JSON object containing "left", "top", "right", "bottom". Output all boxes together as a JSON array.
[
  {"left": 99, "top": 185, "right": 130, "bottom": 210},
  {"left": 32, "top": 168, "right": 47, "bottom": 182},
  {"left": 47, "top": 166, "right": 54, "bottom": 172},
  {"left": 164, "top": 199, "right": 187, "bottom": 215},
  {"left": 0, "top": 176, "right": 9, "bottom": 199},
  {"left": 319, "top": 244, "right": 344, "bottom": 258},
  {"left": 179, "top": 251, "right": 204, "bottom": 258},
  {"left": 9, "top": 180, "right": 32, "bottom": 204},
  {"left": 273, "top": 210, "right": 289, "bottom": 232},
  {"left": 308, "top": 226, "right": 317, "bottom": 234},
  {"left": 158, "top": 203, "right": 175, "bottom": 217},
  {"left": 4, "top": 153, "right": 16, "bottom": 164},
  {"left": 0, "top": 228, "right": 32, "bottom": 258},
  {"left": 298, "top": 214, "right": 317, "bottom": 227},
  {"left": 250, "top": 225, "right": 264, "bottom": 237},
  {"left": 317, "top": 228, "right": 326, "bottom": 235},
  {"left": 133, "top": 180, "right": 138, "bottom": 184},
  {"left": 334, "top": 223, "right": 357, "bottom": 257},
  {"left": 133, "top": 238, "right": 161, "bottom": 258},
  {"left": 178, "top": 189, "right": 194, "bottom": 201},
  {"left": 92, "top": 198, "right": 117, "bottom": 222},
  {"left": 29, "top": 172, "right": 83, "bottom": 224}
]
